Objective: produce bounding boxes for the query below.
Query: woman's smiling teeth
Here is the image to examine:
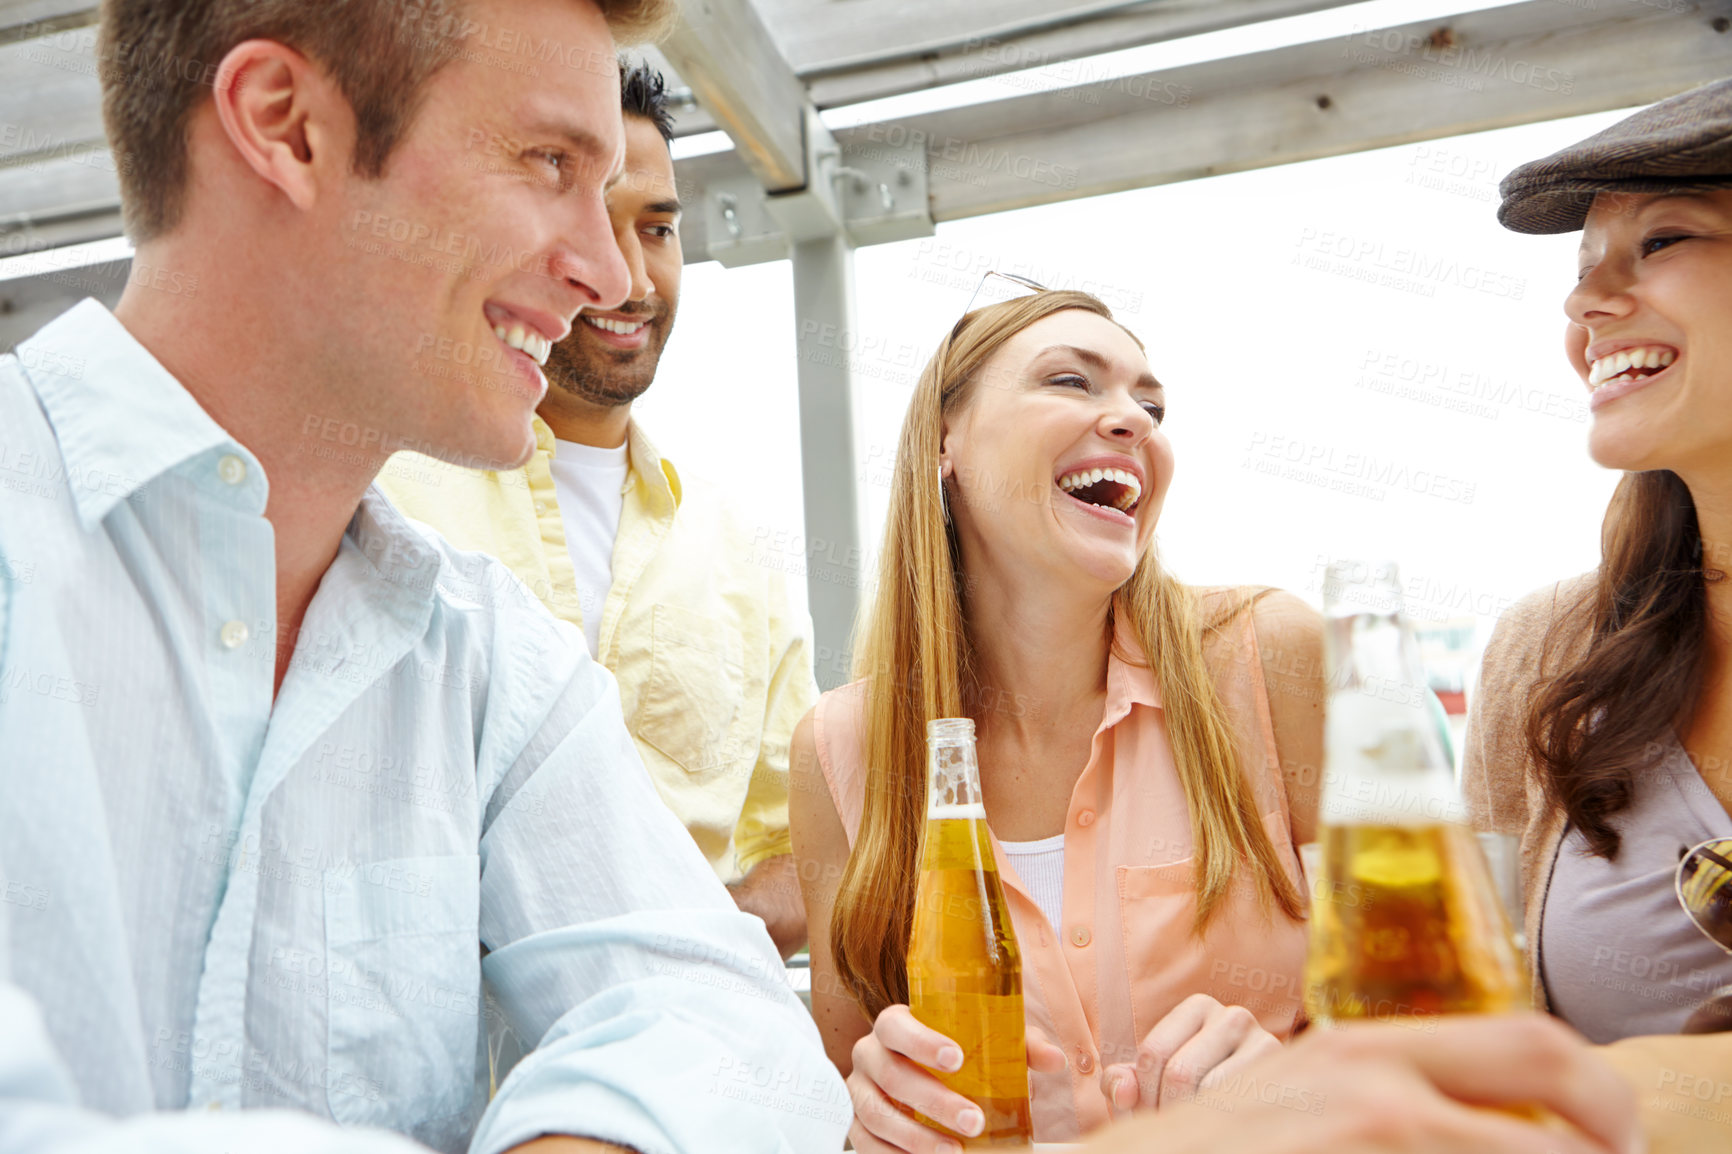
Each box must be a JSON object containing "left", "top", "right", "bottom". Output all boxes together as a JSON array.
[
  {"left": 1588, "top": 345, "right": 1676, "bottom": 389},
  {"left": 494, "top": 323, "right": 551, "bottom": 366},
  {"left": 585, "top": 316, "right": 646, "bottom": 336},
  {"left": 1058, "top": 465, "right": 1142, "bottom": 513}
]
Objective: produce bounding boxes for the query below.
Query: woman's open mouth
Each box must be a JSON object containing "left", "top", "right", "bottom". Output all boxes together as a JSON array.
[
  {"left": 1586, "top": 344, "right": 1678, "bottom": 411},
  {"left": 1056, "top": 464, "right": 1141, "bottom": 520}
]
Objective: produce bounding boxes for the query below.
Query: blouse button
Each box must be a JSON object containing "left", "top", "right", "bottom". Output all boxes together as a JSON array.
[
  {"left": 1075, "top": 1051, "right": 1095, "bottom": 1075},
  {"left": 1070, "top": 926, "right": 1092, "bottom": 948},
  {"left": 219, "top": 620, "right": 250, "bottom": 649},
  {"left": 534, "top": 501, "right": 548, "bottom": 515},
  {"left": 1076, "top": 809, "right": 1096, "bottom": 828},
  {"left": 217, "top": 454, "right": 247, "bottom": 486}
]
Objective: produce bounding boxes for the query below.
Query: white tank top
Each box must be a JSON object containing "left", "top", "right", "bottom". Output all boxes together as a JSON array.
[{"left": 998, "top": 833, "right": 1066, "bottom": 932}]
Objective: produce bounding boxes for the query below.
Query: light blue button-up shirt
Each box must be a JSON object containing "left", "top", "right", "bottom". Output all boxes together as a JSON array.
[{"left": 0, "top": 301, "right": 848, "bottom": 1153}]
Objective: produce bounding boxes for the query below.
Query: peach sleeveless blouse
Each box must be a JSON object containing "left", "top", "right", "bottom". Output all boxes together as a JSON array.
[{"left": 814, "top": 606, "right": 1309, "bottom": 1141}]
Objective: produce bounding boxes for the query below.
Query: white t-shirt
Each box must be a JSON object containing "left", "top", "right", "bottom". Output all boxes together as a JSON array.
[{"left": 547, "top": 437, "right": 629, "bottom": 657}]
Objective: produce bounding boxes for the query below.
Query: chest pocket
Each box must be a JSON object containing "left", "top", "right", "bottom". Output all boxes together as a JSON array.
[
  {"left": 1116, "top": 811, "right": 1307, "bottom": 1042},
  {"left": 633, "top": 603, "right": 753, "bottom": 780},
  {"left": 324, "top": 854, "right": 481, "bottom": 1142}
]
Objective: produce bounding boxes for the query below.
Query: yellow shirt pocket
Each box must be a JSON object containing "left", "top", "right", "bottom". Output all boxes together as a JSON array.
[{"left": 633, "top": 603, "right": 750, "bottom": 780}]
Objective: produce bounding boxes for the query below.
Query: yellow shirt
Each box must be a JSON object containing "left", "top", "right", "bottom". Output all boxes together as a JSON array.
[{"left": 377, "top": 417, "right": 813, "bottom": 879}]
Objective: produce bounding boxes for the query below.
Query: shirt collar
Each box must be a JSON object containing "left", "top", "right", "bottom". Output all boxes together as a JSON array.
[
  {"left": 19, "top": 299, "right": 235, "bottom": 530},
  {"left": 348, "top": 486, "right": 442, "bottom": 612},
  {"left": 627, "top": 420, "right": 681, "bottom": 509},
  {"left": 1104, "top": 601, "right": 1163, "bottom": 727},
  {"left": 531, "top": 414, "right": 558, "bottom": 457},
  {"left": 531, "top": 414, "right": 680, "bottom": 507}
]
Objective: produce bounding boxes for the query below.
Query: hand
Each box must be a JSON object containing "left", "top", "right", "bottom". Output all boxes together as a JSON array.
[
  {"left": 1080, "top": 1014, "right": 1644, "bottom": 1154},
  {"left": 725, "top": 854, "right": 807, "bottom": 958},
  {"left": 846, "top": 1005, "right": 1065, "bottom": 1154},
  {"left": 1102, "top": 993, "right": 1282, "bottom": 1114}
]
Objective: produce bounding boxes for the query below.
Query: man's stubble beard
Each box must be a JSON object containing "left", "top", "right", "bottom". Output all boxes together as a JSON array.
[{"left": 544, "top": 304, "right": 676, "bottom": 409}]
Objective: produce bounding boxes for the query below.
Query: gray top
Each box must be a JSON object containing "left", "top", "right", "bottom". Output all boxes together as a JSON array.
[{"left": 1542, "top": 735, "right": 1732, "bottom": 1042}]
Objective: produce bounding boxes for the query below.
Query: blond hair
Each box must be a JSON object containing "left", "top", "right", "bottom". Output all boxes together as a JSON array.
[
  {"left": 99, "top": 0, "right": 676, "bottom": 241},
  {"left": 830, "top": 291, "right": 1305, "bottom": 1019}
]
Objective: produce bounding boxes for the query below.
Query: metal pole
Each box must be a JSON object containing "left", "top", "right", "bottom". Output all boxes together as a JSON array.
[{"left": 790, "top": 230, "right": 862, "bottom": 691}]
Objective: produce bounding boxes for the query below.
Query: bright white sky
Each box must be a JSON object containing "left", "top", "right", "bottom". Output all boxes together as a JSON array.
[{"left": 639, "top": 103, "right": 1628, "bottom": 652}]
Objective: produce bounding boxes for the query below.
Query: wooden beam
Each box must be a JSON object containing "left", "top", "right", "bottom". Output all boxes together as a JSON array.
[
  {"left": 0, "top": 0, "right": 94, "bottom": 49},
  {"left": 782, "top": 0, "right": 1360, "bottom": 106},
  {"left": 662, "top": 0, "right": 810, "bottom": 191},
  {"left": 832, "top": 0, "right": 1732, "bottom": 222}
]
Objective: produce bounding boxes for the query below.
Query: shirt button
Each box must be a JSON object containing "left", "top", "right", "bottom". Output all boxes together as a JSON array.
[
  {"left": 1075, "top": 1052, "right": 1095, "bottom": 1074},
  {"left": 534, "top": 501, "right": 547, "bottom": 515},
  {"left": 219, "top": 620, "right": 250, "bottom": 649},
  {"left": 1070, "top": 926, "right": 1091, "bottom": 948},
  {"left": 217, "top": 454, "right": 246, "bottom": 485},
  {"left": 1076, "top": 809, "right": 1096, "bottom": 827}
]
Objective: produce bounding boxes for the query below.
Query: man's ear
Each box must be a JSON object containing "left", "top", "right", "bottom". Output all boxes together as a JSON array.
[{"left": 210, "top": 39, "right": 347, "bottom": 214}]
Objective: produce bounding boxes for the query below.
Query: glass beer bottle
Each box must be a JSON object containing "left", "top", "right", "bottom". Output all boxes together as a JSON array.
[
  {"left": 906, "top": 718, "right": 1033, "bottom": 1147},
  {"left": 1304, "top": 561, "right": 1528, "bottom": 1025}
]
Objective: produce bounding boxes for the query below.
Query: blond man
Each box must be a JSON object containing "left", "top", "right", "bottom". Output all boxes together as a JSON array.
[{"left": 0, "top": 2, "right": 843, "bottom": 1152}]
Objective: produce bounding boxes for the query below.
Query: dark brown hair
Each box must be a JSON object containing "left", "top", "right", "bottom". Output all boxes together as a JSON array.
[
  {"left": 1526, "top": 469, "right": 1711, "bottom": 858},
  {"left": 99, "top": 0, "right": 675, "bottom": 241}
]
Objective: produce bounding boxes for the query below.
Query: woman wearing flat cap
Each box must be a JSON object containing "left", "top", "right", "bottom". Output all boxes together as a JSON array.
[{"left": 1466, "top": 76, "right": 1732, "bottom": 1149}]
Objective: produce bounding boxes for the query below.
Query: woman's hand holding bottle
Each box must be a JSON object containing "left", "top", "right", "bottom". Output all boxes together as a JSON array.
[{"left": 847, "top": 1004, "right": 1067, "bottom": 1154}]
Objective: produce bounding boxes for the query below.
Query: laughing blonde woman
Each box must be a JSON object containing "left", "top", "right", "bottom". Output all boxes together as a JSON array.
[{"left": 789, "top": 289, "right": 1326, "bottom": 1151}]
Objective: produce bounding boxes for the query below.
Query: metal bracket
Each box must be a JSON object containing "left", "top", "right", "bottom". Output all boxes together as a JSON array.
[
  {"left": 697, "top": 165, "right": 792, "bottom": 268},
  {"left": 684, "top": 108, "right": 933, "bottom": 267},
  {"left": 763, "top": 109, "right": 847, "bottom": 243},
  {"left": 834, "top": 132, "right": 933, "bottom": 248}
]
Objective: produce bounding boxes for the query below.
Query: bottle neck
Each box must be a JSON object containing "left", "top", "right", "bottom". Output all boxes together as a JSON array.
[
  {"left": 1320, "top": 610, "right": 1463, "bottom": 827},
  {"left": 927, "top": 738, "right": 986, "bottom": 820}
]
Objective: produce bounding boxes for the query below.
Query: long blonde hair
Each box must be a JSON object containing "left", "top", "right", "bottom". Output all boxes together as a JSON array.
[{"left": 830, "top": 290, "right": 1305, "bottom": 1020}]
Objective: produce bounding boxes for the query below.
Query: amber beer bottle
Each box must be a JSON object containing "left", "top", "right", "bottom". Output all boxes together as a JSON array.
[
  {"left": 1304, "top": 562, "right": 1528, "bottom": 1025},
  {"left": 906, "top": 718, "right": 1033, "bottom": 1147}
]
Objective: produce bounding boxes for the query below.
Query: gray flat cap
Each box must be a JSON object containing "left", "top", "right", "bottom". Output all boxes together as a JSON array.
[{"left": 1498, "top": 77, "right": 1732, "bottom": 234}]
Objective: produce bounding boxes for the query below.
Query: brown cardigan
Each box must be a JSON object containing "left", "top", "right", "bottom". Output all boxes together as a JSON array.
[
  {"left": 1461, "top": 575, "right": 1593, "bottom": 1012},
  {"left": 1464, "top": 574, "right": 1732, "bottom": 1150}
]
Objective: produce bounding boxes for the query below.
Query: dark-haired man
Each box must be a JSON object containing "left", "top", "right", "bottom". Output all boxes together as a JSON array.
[
  {"left": 381, "top": 63, "right": 811, "bottom": 957},
  {"left": 0, "top": 0, "right": 844, "bottom": 1151}
]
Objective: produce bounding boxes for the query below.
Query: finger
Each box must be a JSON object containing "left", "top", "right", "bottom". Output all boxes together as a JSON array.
[
  {"left": 1101, "top": 1062, "right": 1139, "bottom": 1118},
  {"left": 1395, "top": 1087, "right": 1638, "bottom": 1154},
  {"left": 853, "top": 1043, "right": 984, "bottom": 1141},
  {"left": 1131, "top": 993, "right": 1215, "bottom": 1100},
  {"left": 848, "top": 1072, "right": 963, "bottom": 1154},
  {"left": 1338, "top": 1016, "right": 1643, "bottom": 1154},
  {"left": 1159, "top": 1007, "right": 1261, "bottom": 1107},
  {"left": 1026, "top": 1029, "right": 1068, "bottom": 1076},
  {"left": 1195, "top": 1027, "right": 1282, "bottom": 1094},
  {"left": 1136, "top": 996, "right": 1244, "bottom": 1108},
  {"left": 876, "top": 1004, "right": 966, "bottom": 1073},
  {"left": 847, "top": 1117, "right": 905, "bottom": 1154}
]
